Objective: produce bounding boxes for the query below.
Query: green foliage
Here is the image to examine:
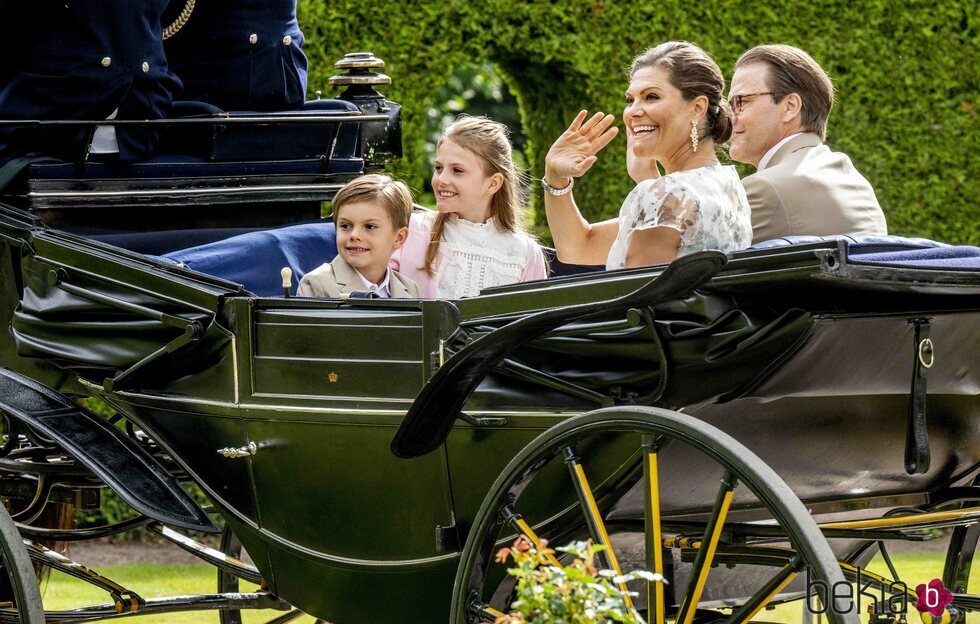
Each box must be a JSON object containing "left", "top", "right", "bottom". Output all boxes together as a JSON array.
[
  {"left": 494, "top": 537, "right": 660, "bottom": 623},
  {"left": 298, "top": 0, "right": 977, "bottom": 244},
  {"left": 425, "top": 63, "right": 527, "bottom": 158},
  {"left": 417, "top": 63, "right": 529, "bottom": 208}
]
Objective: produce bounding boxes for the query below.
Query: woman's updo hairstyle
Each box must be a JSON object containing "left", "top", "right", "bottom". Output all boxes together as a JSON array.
[{"left": 630, "top": 41, "right": 733, "bottom": 144}]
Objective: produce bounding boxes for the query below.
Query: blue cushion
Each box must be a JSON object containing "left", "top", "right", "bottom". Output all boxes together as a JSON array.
[
  {"left": 848, "top": 246, "right": 980, "bottom": 270},
  {"left": 748, "top": 234, "right": 946, "bottom": 252},
  {"left": 163, "top": 221, "right": 338, "bottom": 296},
  {"left": 748, "top": 234, "right": 980, "bottom": 270}
]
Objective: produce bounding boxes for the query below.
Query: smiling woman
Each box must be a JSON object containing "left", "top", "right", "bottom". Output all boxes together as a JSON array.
[{"left": 542, "top": 41, "right": 752, "bottom": 270}]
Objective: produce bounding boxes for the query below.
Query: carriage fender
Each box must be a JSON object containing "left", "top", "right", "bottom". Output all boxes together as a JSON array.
[{"left": 0, "top": 368, "right": 217, "bottom": 533}]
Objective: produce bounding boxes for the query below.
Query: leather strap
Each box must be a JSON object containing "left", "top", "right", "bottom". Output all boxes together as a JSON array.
[{"left": 905, "top": 318, "right": 932, "bottom": 475}]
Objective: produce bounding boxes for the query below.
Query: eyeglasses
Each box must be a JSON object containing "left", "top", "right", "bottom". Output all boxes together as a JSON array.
[{"left": 729, "top": 92, "right": 775, "bottom": 115}]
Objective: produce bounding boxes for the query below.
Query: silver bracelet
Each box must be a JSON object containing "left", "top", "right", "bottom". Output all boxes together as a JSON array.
[{"left": 541, "top": 176, "right": 574, "bottom": 196}]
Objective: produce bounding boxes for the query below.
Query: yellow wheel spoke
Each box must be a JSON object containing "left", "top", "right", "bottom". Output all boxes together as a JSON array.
[
  {"left": 564, "top": 446, "right": 634, "bottom": 609},
  {"left": 502, "top": 506, "right": 563, "bottom": 569},
  {"left": 676, "top": 471, "right": 738, "bottom": 624},
  {"left": 643, "top": 435, "right": 666, "bottom": 624},
  {"left": 480, "top": 604, "right": 506, "bottom": 622}
]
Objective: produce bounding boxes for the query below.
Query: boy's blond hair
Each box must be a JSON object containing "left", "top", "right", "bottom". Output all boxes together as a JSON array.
[{"left": 332, "top": 174, "right": 413, "bottom": 229}]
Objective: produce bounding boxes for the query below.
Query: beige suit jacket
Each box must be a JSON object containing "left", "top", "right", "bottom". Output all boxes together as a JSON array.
[
  {"left": 743, "top": 133, "right": 887, "bottom": 244},
  {"left": 296, "top": 255, "right": 420, "bottom": 299}
]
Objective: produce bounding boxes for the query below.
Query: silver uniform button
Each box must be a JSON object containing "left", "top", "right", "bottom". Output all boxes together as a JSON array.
[
  {"left": 141, "top": 62, "right": 150, "bottom": 73},
  {"left": 282, "top": 35, "right": 292, "bottom": 46},
  {"left": 101, "top": 57, "right": 112, "bottom": 68},
  {"left": 248, "top": 33, "right": 258, "bottom": 44}
]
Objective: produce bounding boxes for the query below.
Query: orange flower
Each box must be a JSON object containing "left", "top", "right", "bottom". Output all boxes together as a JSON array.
[{"left": 515, "top": 535, "right": 533, "bottom": 552}]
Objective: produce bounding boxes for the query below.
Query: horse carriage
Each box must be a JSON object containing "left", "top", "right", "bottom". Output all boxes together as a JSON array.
[{"left": 0, "top": 52, "right": 977, "bottom": 624}]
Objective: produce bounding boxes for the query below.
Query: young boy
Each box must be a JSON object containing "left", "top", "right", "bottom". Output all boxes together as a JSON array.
[{"left": 298, "top": 174, "right": 420, "bottom": 298}]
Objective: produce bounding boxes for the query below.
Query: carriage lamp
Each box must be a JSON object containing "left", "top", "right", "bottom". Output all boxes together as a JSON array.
[
  {"left": 329, "top": 52, "right": 391, "bottom": 96},
  {"left": 330, "top": 52, "right": 402, "bottom": 166}
]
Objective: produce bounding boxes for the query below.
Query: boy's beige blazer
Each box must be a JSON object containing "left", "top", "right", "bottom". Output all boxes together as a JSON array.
[
  {"left": 743, "top": 133, "right": 888, "bottom": 244},
  {"left": 297, "top": 255, "right": 420, "bottom": 299}
]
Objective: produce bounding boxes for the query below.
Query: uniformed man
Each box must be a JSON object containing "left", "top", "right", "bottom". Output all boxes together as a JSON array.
[
  {"left": 0, "top": 0, "right": 182, "bottom": 165},
  {"left": 163, "top": 0, "right": 309, "bottom": 111}
]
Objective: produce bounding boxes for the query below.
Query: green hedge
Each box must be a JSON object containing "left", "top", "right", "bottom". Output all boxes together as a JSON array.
[{"left": 299, "top": 1, "right": 977, "bottom": 244}]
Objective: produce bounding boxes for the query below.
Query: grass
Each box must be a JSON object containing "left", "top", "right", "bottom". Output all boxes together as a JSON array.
[
  {"left": 41, "top": 564, "right": 318, "bottom": 623},
  {"left": 38, "top": 552, "right": 977, "bottom": 623}
]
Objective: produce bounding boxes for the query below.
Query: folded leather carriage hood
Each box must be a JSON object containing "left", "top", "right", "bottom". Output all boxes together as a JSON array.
[
  {"left": 465, "top": 291, "right": 815, "bottom": 411},
  {"left": 9, "top": 246, "right": 231, "bottom": 391}
]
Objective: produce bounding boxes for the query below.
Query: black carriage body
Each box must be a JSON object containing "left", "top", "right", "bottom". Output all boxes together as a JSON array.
[{"left": 0, "top": 198, "right": 978, "bottom": 621}]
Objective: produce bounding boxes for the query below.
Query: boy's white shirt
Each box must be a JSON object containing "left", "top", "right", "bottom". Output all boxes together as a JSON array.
[{"left": 354, "top": 267, "right": 392, "bottom": 298}]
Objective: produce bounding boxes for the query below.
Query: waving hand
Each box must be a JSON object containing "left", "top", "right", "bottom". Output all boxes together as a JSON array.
[{"left": 545, "top": 110, "right": 619, "bottom": 182}]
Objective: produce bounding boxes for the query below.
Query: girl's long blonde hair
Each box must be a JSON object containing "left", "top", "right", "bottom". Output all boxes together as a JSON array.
[{"left": 424, "top": 115, "right": 529, "bottom": 276}]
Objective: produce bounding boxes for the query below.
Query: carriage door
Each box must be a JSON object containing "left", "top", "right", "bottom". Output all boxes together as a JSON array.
[{"left": 243, "top": 298, "right": 460, "bottom": 564}]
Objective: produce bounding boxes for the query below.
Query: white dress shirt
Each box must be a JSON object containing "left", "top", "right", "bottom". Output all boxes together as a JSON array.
[
  {"left": 757, "top": 133, "right": 803, "bottom": 171},
  {"left": 354, "top": 268, "right": 392, "bottom": 298}
]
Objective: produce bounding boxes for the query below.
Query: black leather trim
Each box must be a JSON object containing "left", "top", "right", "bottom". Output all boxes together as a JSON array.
[
  {"left": 905, "top": 318, "right": 931, "bottom": 475},
  {"left": 0, "top": 368, "right": 217, "bottom": 532}
]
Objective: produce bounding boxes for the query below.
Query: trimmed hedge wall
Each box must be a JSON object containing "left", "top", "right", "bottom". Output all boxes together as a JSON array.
[{"left": 299, "top": 1, "right": 977, "bottom": 244}]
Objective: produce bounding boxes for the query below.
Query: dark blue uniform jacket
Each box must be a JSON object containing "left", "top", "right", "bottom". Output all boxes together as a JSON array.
[
  {"left": 164, "top": 0, "right": 308, "bottom": 111},
  {"left": 0, "top": 0, "right": 181, "bottom": 163}
]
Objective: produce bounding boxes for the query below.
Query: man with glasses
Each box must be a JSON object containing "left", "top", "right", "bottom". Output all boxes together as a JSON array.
[{"left": 728, "top": 45, "right": 887, "bottom": 244}]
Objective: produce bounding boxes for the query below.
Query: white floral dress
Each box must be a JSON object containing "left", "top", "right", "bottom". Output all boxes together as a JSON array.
[{"left": 606, "top": 165, "right": 752, "bottom": 270}]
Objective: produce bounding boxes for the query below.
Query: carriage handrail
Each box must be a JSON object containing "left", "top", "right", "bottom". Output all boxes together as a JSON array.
[
  {"left": 390, "top": 250, "right": 728, "bottom": 459},
  {"left": 0, "top": 113, "right": 390, "bottom": 128}
]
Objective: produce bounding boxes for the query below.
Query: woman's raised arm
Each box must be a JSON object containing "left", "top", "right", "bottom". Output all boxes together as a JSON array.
[{"left": 543, "top": 111, "right": 620, "bottom": 265}]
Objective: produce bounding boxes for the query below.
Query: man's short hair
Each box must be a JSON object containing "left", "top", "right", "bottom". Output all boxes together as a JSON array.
[
  {"left": 332, "top": 174, "right": 413, "bottom": 229},
  {"left": 736, "top": 45, "right": 835, "bottom": 140}
]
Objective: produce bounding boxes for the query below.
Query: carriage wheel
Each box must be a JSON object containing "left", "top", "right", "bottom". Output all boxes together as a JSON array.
[
  {"left": 943, "top": 523, "right": 978, "bottom": 623},
  {"left": 451, "top": 406, "right": 858, "bottom": 624},
  {"left": 942, "top": 476, "right": 979, "bottom": 618},
  {"left": 0, "top": 497, "right": 44, "bottom": 622}
]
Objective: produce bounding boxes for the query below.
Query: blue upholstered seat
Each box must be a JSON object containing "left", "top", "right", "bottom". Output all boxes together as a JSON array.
[
  {"left": 748, "top": 234, "right": 946, "bottom": 252},
  {"left": 749, "top": 234, "right": 980, "bottom": 270},
  {"left": 161, "top": 229, "right": 980, "bottom": 297},
  {"left": 22, "top": 98, "right": 361, "bottom": 175},
  {"left": 162, "top": 221, "right": 338, "bottom": 297}
]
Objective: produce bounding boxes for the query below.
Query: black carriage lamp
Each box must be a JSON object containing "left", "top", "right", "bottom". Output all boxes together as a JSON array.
[{"left": 330, "top": 52, "right": 402, "bottom": 166}]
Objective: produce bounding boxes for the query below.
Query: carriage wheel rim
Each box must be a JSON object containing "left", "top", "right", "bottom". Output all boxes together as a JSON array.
[
  {"left": 0, "top": 496, "right": 44, "bottom": 622},
  {"left": 450, "top": 406, "right": 859, "bottom": 624}
]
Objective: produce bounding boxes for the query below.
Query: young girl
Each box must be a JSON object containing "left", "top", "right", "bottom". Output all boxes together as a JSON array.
[{"left": 391, "top": 116, "right": 547, "bottom": 299}]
